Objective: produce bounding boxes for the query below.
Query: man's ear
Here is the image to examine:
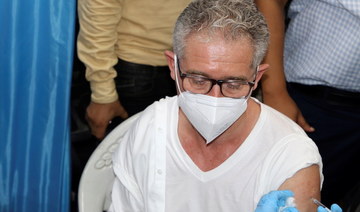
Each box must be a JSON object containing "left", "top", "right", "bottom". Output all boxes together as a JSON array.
[
  {"left": 164, "top": 50, "right": 176, "bottom": 80},
  {"left": 253, "top": 63, "right": 269, "bottom": 90}
]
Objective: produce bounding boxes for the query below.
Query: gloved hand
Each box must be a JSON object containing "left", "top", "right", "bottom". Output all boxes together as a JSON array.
[
  {"left": 317, "top": 204, "right": 342, "bottom": 212},
  {"left": 255, "top": 190, "right": 298, "bottom": 212}
]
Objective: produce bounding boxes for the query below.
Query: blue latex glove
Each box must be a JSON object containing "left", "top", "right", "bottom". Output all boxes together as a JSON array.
[
  {"left": 317, "top": 204, "right": 342, "bottom": 212},
  {"left": 255, "top": 190, "right": 298, "bottom": 212}
]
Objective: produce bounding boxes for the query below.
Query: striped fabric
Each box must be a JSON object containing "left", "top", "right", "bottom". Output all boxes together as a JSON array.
[{"left": 284, "top": 0, "right": 360, "bottom": 92}]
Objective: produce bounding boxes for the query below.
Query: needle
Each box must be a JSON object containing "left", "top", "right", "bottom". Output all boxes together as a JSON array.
[{"left": 311, "top": 198, "right": 331, "bottom": 212}]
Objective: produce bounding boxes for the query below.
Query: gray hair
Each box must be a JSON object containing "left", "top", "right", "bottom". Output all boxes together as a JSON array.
[{"left": 173, "top": 0, "right": 269, "bottom": 69}]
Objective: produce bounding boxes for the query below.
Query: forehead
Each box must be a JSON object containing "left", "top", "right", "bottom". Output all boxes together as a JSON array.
[
  {"left": 183, "top": 32, "right": 254, "bottom": 64},
  {"left": 181, "top": 32, "right": 255, "bottom": 76}
]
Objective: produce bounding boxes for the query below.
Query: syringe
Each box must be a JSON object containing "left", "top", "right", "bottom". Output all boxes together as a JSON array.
[{"left": 311, "top": 198, "right": 331, "bottom": 212}]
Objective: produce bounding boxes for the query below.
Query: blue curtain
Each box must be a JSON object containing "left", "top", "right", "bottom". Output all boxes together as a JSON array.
[{"left": 0, "top": 0, "right": 75, "bottom": 210}]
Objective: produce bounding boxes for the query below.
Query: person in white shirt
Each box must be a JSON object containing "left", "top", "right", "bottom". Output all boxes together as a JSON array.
[{"left": 109, "top": 0, "right": 326, "bottom": 211}]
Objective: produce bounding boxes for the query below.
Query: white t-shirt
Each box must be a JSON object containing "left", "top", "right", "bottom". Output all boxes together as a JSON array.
[{"left": 109, "top": 96, "right": 323, "bottom": 212}]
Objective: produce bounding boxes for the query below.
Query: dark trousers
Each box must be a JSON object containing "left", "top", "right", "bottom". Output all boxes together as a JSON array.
[
  {"left": 287, "top": 83, "right": 360, "bottom": 207},
  {"left": 114, "top": 58, "right": 176, "bottom": 116}
]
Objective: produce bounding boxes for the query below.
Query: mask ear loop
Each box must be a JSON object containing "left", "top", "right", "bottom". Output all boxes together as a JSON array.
[{"left": 174, "top": 54, "right": 183, "bottom": 95}]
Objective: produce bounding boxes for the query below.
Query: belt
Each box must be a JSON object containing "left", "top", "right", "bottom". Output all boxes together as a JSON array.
[
  {"left": 116, "top": 58, "right": 170, "bottom": 72},
  {"left": 288, "top": 83, "right": 360, "bottom": 108}
]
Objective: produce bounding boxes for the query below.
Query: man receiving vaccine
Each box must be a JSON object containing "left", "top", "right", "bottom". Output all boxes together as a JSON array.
[{"left": 108, "top": 0, "right": 341, "bottom": 211}]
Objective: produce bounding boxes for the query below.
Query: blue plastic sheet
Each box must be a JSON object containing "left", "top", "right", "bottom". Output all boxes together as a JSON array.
[{"left": 0, "top": 0, "right": 75, "bottom": 210}]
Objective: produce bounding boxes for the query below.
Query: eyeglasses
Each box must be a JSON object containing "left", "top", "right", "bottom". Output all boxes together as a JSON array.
[{"left": 177, "top": 58, "right": 255, "bottom": 98}]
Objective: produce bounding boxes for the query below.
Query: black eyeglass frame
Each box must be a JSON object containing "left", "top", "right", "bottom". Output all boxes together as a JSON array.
[{"left": 176, "top": 57, "right": 256, "bottom": 98}]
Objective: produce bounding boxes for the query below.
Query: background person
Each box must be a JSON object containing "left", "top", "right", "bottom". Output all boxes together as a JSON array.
[{"left": 77, "top": 0, "right": 191, "bottom": 140}]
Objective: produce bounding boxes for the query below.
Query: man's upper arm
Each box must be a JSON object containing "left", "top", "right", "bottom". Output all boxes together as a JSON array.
[
  {"left": 279, "top": 164, "right": 321, "bottom": 212},
  {"left": 77, "top": 0, "right": 121, "bottom": 103}
]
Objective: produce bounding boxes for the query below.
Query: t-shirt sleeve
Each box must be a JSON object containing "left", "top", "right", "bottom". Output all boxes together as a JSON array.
[{"left": 257, "top": 133, "right": 323, "bottom": 193}]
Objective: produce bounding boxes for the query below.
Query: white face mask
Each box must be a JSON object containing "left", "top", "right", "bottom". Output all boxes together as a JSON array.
[{"left": 174, "top": 55, "right": 250, "bottom": 144}]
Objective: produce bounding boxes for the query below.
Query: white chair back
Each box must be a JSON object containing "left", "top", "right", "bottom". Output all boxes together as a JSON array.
[{"left": 78, "top": 112, "right": 141, "bottom": 212}]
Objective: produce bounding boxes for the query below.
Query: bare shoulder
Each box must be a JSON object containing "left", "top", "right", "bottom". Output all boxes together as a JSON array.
[{"left": 279, "top": 165, "right": 321, "bottom": 212}]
